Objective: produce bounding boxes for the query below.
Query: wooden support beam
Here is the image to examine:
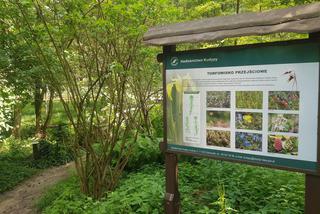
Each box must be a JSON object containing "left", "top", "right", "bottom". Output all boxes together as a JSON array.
[
  {"left": 162, "top": 45, "right": 180, "bottom": 214},
  {"left": 305, "top": 174, "right": 320, "bottom": 214}
]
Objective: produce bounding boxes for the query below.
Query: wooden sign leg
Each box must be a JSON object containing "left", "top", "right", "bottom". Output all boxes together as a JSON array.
[
  {"left": 165, "top": 153, "right": 180, "bottom": 214},
  {"left": 305, "top": 174, "right": 320, "bottom": 214}
]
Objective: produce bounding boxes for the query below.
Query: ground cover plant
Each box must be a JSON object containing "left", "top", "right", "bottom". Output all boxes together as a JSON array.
[
  {"left": 269, "top": 113, "right": 299, "bottom": 133},
  {"left": 207, "top": 91, "right": 230, "bottom": 108},
  {"left": 236, "top": 91, "right": 263, "bottom": 109},
  {"left": 235, "top": 132, "right": 262, "bottom": 151},
  {"left": 269, "top": 91, "right": 299, "bottom": 110},
  {"left": 0, "top": 157, "right": 38, "bottom": 193},
  {"left": 0, "top": 138, "right": 38, "bottom": 193},
  {"left": 37, "top": 160, "right": 305, "bottom": 214},
  {"left": 268, "top": 135, "right": 298, "bottom": 155},
  {"left": 207, "top": 130, "right": 230, "bottom": 147},
  {"left": 207, "top": 111, "right": 230, "bottom": 128},
  {"left": 235, "top": 112, "right": 262, "bottom": 130}
]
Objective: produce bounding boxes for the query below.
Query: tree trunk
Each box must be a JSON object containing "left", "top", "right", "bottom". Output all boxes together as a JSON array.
[
  {"left": 34, "top": 80, "right": 46, "bottom": 139},
  {"left": 12, "top": 103, "right": 22, "bottom": 139},
  {"left": 40, "top": 88, "right": 54, "bottom": 139}
]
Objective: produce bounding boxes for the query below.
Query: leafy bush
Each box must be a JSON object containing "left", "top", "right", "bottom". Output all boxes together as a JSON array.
[
  {"left": 38, "top": 165, "right": 164, "bottom": 214},
  {"left": 124, "top": 135, "right": 163, "bottom": 171},
  {"left": 149, "top": 104, "right": 163, "bottom": 138},
  {"left": 0, "top": 157, "right": 38, "bottom": 193},
  {"left": 39, "top": 160, "right": 305, "bottom": 214},
  {"left": 0, "top": 137, "right": 37, "bottom": 193},
  {"left": 97, "top": 165, "right": 164, "bottom": 214},
  {"left": 47, "top": 124, "right": 72, "bottom": 144},
  {"left": 20, "top": 124, "right": 36, "bottom": 139},
  {"left": 0, "top": 137, "right": 33, "bottom": 158},
  {"left": 30, "top": 140, "right": 74, "bottom": 169}
]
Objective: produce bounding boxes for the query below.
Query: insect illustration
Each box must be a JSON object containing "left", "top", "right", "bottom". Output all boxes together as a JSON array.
[{"left": 283, "top": 70, "right": 297, "bottom": 90}]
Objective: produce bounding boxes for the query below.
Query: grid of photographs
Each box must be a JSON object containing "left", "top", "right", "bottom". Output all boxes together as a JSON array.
[
  {"left": 268, "top": 91, "right": 299, "bottom": 156},
  {"left": 235, "top": 91, "right": 263, "bottom": 152},
  {"left": 205, "top": 90, "right": 300, "bottom": 156},
  {"left": 206, "top": 91, "right": 231, "bottom": 148}
]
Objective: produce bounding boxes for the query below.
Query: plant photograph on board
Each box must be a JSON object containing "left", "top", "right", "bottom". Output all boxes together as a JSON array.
[
  {"left": 207, "top": 130, "right": 230, "bottom": 148},
  {"left": 236, "top": 91, "right": 263, "bottom": 109},
  {"left": 269, "top": 113, "right": 299, "bottom": 133},
  {"left": 235, "top": 112, "right": 262, "bottom": 130},
  {"left": 235, "top": 132, "right": 262, "bottom": 151},
  {"left": 207, "top": 111, "right": 230, "bottom": 128},
  {"left": 269, "top": 91, "right": 299, "bottom": 110},
  {"left": 207, "top": 91, "right": 230, "bottom": 108},
  {"left": 268, "top": 135, "right": 298, "bottom": 155}
]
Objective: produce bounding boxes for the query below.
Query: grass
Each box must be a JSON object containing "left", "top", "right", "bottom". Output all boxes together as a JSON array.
[
  {"left": 22, "top": 101, "right": 68, "bottom": 129},
  {"left": 37, "top": 159, "right": 305, "bottom": 214}
]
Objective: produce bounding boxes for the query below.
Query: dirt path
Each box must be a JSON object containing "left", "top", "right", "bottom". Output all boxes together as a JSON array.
[{"left": 0, "top": 162, "right": 74, "bottom": 214}]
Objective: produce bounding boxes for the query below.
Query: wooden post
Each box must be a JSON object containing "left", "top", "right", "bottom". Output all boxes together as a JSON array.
[
  {"left": 305, "top": 174, "right": 320, "bottom": 214},
  {"left": 304, "top": 32, "right": 320, "bottom": 214},
  {"left": 165, "top": 153, "right": 180, "bottom": 214},
  {"left": 161, "top": 45, "right": 180, "bottom": 214},
  {"left": 32, "top": 142, "right": 40, "bottom": 160},
  {"left": 305, "top": 32, "right": 320, "bottom": 214}
]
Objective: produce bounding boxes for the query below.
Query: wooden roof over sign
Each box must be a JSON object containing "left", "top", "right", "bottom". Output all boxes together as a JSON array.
[{"left": 143, "top": 2, "right": 320, "bottom": 46}]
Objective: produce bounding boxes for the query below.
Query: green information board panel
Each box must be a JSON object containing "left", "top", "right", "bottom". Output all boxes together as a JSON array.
[{"left": 165, "top": 41, "right": 320, "bottom": 173}]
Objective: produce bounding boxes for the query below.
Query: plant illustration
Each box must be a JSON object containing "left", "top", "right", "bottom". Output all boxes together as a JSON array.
[
  {"left": 185, "top": 116, "right": 190, "bottom": 133},
  {"left": 189, "top": 95, "right": 194, "bottom": 115},
  {"left": 194, "top": 116, "right": 198, "bottom": 135}
]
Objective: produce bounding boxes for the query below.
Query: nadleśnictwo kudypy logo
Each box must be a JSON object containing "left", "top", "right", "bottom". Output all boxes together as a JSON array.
[{"left": 170, "top": 57, "right": 179, "bottom": 66}]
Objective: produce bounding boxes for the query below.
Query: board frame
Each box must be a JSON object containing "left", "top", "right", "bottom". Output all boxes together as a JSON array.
[{"left": 160, "top": 38, "right": 320, "bottom": 176}]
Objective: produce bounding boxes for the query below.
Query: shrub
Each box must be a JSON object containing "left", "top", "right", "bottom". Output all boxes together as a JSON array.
[
  {"left": 123, "top": 135, "right": 163, "bottom": 171},
  {"left": 30, "top": 140, "right": 74, "bottom": 169},
  {"left": 0, "top": 137, "right": 37, "bottom": 193},
  {"left": 0, "top": 137, "right": 33, "bottom": 158},
  {"left": 38, "top": 160, "right": 305, "bottom": 214},
  {"left": 47, "top": 123, "right": 72, "bottom": 144},
  {"left": 39, "top": 165, "right": 164, "bottom": 214},
  {"left": 149, "top": 104, "right": 163, "bottom": 138}
]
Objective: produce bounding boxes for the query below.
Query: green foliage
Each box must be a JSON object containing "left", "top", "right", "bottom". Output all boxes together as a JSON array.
[
  {"left": 30, "top": 140, "right": 74, "bottom": 169},
  {"left": 0, "top": 137, "right": 73, "bottom": 193},
  {"left": 97, "top": 165, "right": 164, "bottom": 214},
  {"left": 124, "top": 135, "right": 163, "bottom": 171},
  {"left": 38, "top": 165, "right": 164, "bottom": 214},
  {"left": 0, "top": 137, "right": 37, "bottom": 193},
  {"left": 0, "top": 80, "right": 16, "bottom": 139},
  {"left": 0, "top": 157, "right": 38, "bottom": 193},
  {"left": 39, "top": 160, "right": 305, "bottom": 214},
  {"left": 20, "top": 102, "right": 70, "bottom": 139},
  {"left": 0, "top": 136, "right": 33, "bottom": 158},
  {"left": 149, "top": 104, "right": 164, "bottom": 138}
]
